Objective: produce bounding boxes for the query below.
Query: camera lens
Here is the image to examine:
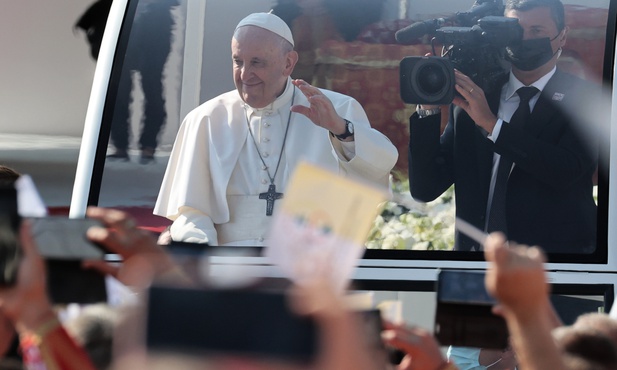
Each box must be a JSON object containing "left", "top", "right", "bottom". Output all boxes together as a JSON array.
[
  {"left": 417, "top": 64, "right": 447, "bottom": 95},
  {"left": 399, "top": 56, "right": 454, "bottom": 104}
]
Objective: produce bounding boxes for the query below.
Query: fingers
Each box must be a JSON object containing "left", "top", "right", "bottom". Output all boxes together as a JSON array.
[
  {"left": 492, "top": 304, "right": 506, "bottom": 317},
  {"left": 293, "top": 78, "right": 324, "bottom": 102},
  {"left": 484, "top": 232, "right": 508, "bottom": 263},
  {"left": 292, "top": 79, "right": 320, "bottom": 97},
  {"left": 18, "top": 220, "right": 37, "bottom": 257},
  {"left": 291, "top": 78, "right": 329, "bottom": 107},
  {"left": 382, "top": 319, "right": 401, "bottom": 331},
  {"left": 291, "top": 79, "right": 340, "bottom": 129},
  {"left": 85, "top": 206, "right": 153, "bottom": 258},
  {"left": 289, "top": 104, "right": 311, "bottom": 117},
  {"left": 485, "top": 232, "right": 545, "bottom": 270},
  {"left": 382, "top": 324, "right": 446, "bottom": 370},
  {"left": 85, "top": 226, "right": 124, "bottom": 256},
  {"left": 82, "top": 259, "right": 120, "bottom": 278},
  {"left": 453, "top": 70, "right": 480, "bottom": 104},
  {"left": 382, "top": 325, "right": 430, "bottom": 348},
  {"left": 86, "top": 206, "right": 137, "bottom": 233},
  {"left": 288, "top": 279, "right": 345, "bottom": 321}
]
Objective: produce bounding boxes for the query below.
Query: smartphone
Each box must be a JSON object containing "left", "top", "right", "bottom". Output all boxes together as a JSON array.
[
  {"left": 0, "top": 185, "right": 22, "bottom": 286},
  {"left": 146, "top": 286, "right": 318, "bottom": 363},
  {"left": 29, "top": 217, "right": 108, "bottom": 304},
  {"left": 29, "top": 217, "right": 106, "bottom": 260},
  {"left": 434, "top": 269, "right": 509, "bottom": 349}
]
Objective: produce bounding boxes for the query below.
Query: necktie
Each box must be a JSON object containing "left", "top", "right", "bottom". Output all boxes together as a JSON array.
[{"left": 486, "top": 86, "right": 539, "bottom": 234}]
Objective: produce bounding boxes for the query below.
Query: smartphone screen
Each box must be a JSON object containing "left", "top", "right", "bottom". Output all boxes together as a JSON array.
[
  {"left": 29, "top": 217, "right": 106, "bottom": 260},
  {"left": 434, "top": 270, "right": 509, "bottom": 349},
  {"left": 437, "top": 270, "right": 496, "bottom": 305},
  {"left": 27, "top": 217, "right": 108, "bottom": 303},
  {"left": 0, "top": 185, "right": 21, "bottom": 286}
]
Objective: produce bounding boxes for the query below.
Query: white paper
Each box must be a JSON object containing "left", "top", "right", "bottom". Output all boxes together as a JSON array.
[{"left": 15, "top": 175, "right": 48, "bottom": 217}]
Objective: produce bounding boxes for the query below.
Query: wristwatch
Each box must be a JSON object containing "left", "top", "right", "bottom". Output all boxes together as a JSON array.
[
  {"left": 333, "top": 119, "right": 354, "bottom": 140},
  {"left": 416, "top": 106, "right": 441, "bottom": 118}
]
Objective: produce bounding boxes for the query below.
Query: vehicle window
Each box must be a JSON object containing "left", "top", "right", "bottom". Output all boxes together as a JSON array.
[{"left": 94, "top": 0, "right": 611, "bottom": 258}]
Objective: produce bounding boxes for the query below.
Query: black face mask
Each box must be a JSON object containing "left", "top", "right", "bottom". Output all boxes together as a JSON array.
[{"left": 505, "top": 33, "right": 561, "bottom": 71}]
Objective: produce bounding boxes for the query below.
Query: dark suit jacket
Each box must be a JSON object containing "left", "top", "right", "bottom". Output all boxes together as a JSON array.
[{"left": 408, "top": 70, "right": 598, "bottom": 253}]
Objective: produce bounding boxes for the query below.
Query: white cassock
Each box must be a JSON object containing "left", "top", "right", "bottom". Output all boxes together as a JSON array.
[{"left": 154, "top": 78, "right": 398, "bottom": 245}]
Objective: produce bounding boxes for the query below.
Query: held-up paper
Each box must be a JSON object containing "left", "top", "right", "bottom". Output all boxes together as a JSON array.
[{"left": 265, "top": 161, "right": 387, "bottom": 292}]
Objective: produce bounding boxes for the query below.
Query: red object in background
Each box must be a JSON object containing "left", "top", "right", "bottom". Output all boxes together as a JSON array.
[{"left": 47, "top": 206, "right": 170, "bottom": 235}]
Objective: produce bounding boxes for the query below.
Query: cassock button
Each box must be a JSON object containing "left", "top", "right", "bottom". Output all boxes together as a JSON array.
[
  {"left": 264, "top": 122, "right": 270, "bottom": 127},
  {"left": 263, "top": 137, "right": 270, "bottom": 142},
  {"left": 261, "top": 179, "right": 268, "bottom": 184},
  {"left": 261, "top": 165, "right": 267, "bottom": 170},
  {"left": 258, "top": 237, "right": 264, "bottom": 242},
  {"left": 263, "top": 152, "right": 269, "bottom": 158}
]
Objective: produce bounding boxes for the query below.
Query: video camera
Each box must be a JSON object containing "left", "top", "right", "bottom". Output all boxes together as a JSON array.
[{"left": 397, "top": 1, "right": 523, "bottom": 105}]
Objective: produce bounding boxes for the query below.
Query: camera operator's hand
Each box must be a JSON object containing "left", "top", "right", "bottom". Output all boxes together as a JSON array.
[
  {"left": 452, "top": 70, "right": 498, "bottom": 134},
  {"left": 84, "top": 207, "right": 189, "bottom": 289}
]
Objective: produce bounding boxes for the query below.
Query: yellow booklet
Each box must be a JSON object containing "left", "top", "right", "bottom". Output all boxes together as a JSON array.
[{"left": 265, "top": 161, "right": 387, "bottom": 291}]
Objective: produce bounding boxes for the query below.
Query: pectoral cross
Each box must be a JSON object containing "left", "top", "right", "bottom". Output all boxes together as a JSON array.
[{"left": 259, "top": 184, "right": 283, "bottom": 216}]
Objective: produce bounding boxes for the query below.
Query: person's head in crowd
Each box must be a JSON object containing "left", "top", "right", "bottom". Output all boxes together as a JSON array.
[
  {"left": 65, "top": 304, "right": 118, "bottom": 370},
  {"left": 0, "top": 165, "right": 20, "bottom": 186},
  {"left": 504, "top": 0, "right": 568, "bottom": 79},
  {"left": 232, "top": 12, "right": 299, "bottom": 108},
  {"left": 552, "top": 325, "right": 617, "bottom": 370}
]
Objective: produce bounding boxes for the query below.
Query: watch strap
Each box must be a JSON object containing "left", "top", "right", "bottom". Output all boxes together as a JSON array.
[
  {"left": 333, "top": 119, "right": 354, "bottom": 140},
  {"left": 417, "top": 107, "right": 441, "bottom": 118}
]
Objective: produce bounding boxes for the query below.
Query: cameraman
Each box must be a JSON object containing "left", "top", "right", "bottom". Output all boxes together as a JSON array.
[{"left": 408, "top": 0, "right": 598, "bottom": 253}]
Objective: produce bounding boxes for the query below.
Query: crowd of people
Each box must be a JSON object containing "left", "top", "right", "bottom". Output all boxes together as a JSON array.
[
  {"left": 4, "top": 0, "right": 611, "bottom": 368},
  {"left": 1, "top": 188, "right": 616, "bottom": 369}
]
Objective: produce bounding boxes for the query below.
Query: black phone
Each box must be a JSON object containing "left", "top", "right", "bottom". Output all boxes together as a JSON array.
[
  {"left": 0, "top": 185, "right": 22, "bottom": 286},
  {"left": 29, "top": 217, "right": 106, "bottom": 260},
  {"left": 434, "top": 269, "right": 509, "bottom": 349},
  {"left": 146, "top": 286, "right": 318, "bottom": 364},
  {"left": 29, "top": 217, "right": 108, "bottom": 304}
]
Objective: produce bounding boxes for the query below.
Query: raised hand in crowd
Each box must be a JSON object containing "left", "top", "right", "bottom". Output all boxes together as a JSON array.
[
  {"left": 0, "top": 221, "right": 97, "bottom": 370},
  {"left": 289, "top": 280, "right": 382, "bottom": 370},
  {"left": 381, "top": 320, "right": 455, "bottom": 370},
  {"left": 83, "top": 206, "right": 190, "bottom": 289},
  {"left": 483, "top": 232, "right": 566, "bottom": 370}
]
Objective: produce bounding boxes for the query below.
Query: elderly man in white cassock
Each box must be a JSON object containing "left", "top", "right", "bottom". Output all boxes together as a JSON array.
[{"left": 154, "top": 12, "right": 398, "bottom": 246}]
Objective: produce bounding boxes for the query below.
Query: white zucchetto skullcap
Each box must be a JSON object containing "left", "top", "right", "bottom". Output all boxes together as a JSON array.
[{"left": 235, "top": 12, "right": 294, "bottom": 47}]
